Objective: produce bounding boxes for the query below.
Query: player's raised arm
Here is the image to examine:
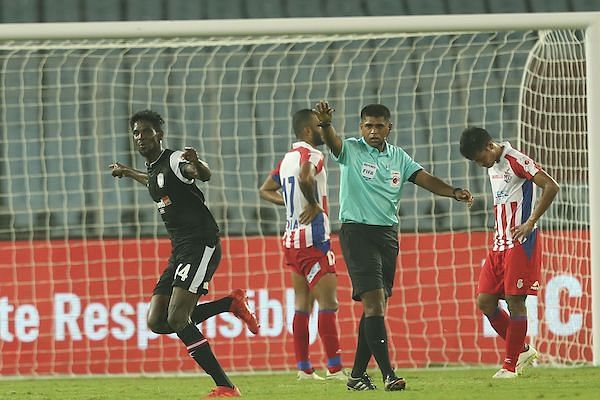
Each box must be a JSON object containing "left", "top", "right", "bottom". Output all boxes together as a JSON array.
[
  {"left": 109, "top": 162, "right": 148, "bottom": 186},
  {"left": 180, "top": 146, "right": 211, "bottom": 181},
  {"left": 259, "top": 174, "right": 285, "bottom": 206},
  {"left": 313, "top": 100, "right": 342, "bottom": 158},
  {"left": 510, "top": 169, "right": 560, "bottom": 241},
  {"left": 412, "top": 169, "right": 473, "bottom": 207}
]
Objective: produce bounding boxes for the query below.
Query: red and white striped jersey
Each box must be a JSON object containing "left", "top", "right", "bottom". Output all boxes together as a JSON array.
[
  {"left": 488, "top": 142, "right": 541, "bottom": 251},
  {"left": 270, "top": 141, "right": 330, "bottom": 249}
]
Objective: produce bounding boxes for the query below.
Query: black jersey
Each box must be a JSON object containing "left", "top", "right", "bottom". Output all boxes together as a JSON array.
[{"left": 146, "top": 149, "right": 219, "bottom": 245}]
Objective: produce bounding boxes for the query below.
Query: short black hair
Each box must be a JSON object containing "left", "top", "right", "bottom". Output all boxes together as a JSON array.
[
  {"left": 292, "top": 108, "right": 316, "bottom": 138},
  {"left": 129, "top": 110, "right": 165, "bottom": 133},
  {"left": 360, "top": 104, "right": 391, "bottom": 121},
  {"left": 460, "top": 127, "right": 492, "bottom": 160}
]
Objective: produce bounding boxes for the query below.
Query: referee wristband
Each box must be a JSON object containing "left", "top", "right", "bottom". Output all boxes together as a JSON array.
[{"left": 452, "top": 187, "right": 462, "bottom": 201}]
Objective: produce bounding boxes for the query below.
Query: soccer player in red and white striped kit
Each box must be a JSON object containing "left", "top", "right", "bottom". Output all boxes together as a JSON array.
[
  {"left": 259, "top": 108, "right": 347, "bottom": 380},
  {"left": 460, "top": 127, "right": 560, "bottom": 378}
]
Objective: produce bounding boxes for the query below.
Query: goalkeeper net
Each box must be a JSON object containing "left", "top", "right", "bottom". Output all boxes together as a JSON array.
[{"left": 0, "top": 22, "right": 592, "bottom": 375}]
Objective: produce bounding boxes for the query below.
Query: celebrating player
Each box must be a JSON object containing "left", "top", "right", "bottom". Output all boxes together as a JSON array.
[
  {"left": 460, "top": 127, "right": 559, "bottom": 378},
  {"left": 110, "top": 110, "right": 259, "bottom": 398},
  {"left": 259, "top": 108, "right": 347, "bottom": 381},
  {"left": 314, "top": 101, "right": 473, "bottom": 391}
]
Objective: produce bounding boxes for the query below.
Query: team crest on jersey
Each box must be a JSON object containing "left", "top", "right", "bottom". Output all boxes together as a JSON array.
[
  {"left": 157, "top": 172, "right": 165, "bottom": 188},
  {"left": 390, "top": 171, "right": 401, "bottom": 187}
]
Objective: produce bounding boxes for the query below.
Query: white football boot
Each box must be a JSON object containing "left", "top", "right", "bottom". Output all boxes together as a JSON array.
[
  {"left": 297, "top": 370, "right": 325, "bottom": 380},
  {"left": 492, "top": 368, "right": 518, "bottom": 379},
  {"left": 516, "top": 345, "right": 539, "bottom": 375}
]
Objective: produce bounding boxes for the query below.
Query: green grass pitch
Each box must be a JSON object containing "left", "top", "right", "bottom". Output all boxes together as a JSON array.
[{"left": 1, "top": 367, "right": 599, "bottom": 400}]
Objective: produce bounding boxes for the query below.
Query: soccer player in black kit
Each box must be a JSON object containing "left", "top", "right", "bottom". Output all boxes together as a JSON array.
[{"left": 110, "top": 110, "right": 258, "bottom": 399}]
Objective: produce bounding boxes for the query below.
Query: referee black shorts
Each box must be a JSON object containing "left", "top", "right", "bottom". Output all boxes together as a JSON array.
[
  {"left": 153, "top": 239, "right": 222, "bottom": 297},
  {"left": 339, "top": 223, "right": 399, "bottom": 301}
]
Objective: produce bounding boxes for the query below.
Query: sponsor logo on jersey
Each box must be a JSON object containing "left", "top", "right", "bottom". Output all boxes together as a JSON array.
[
  {"left": 155, "top": 195, "right": 172, "bottom": 214},
  {"left": 495, "top": 190, "right": 509, "bottom": 202},
  {"left": 361, "top": 162, "right": 377, "bottom": 180}
]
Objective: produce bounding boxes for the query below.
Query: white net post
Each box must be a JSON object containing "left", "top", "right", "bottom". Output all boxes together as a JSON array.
[
  {"left": 518, "top": 29, "right": 591, "bottom": 364},
  {"left": 584, "top": 19, "right": 600, "bottom": 367},
  {"left": 0, "top": 13, "right": 598, "bottom": 375}
]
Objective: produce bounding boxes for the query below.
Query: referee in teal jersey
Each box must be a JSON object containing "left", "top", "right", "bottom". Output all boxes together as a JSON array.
[{"left": 314, "top": 101, "right": 473, "bottom": 392}]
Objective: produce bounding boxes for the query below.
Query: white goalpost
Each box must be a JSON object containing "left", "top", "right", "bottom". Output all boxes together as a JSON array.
[{"left": 0, "top": 12, "right": 598, "bottom": 376}]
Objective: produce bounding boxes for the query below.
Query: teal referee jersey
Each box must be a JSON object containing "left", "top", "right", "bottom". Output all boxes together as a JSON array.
[{"left": 333, "top": 137, "right": 422, "bottom": 226}]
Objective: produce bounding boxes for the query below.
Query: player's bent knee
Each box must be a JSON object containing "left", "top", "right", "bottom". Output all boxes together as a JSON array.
[
  {"left": 147, "top": 317, "right": 161, "bottom": 333},
  {"left": 505, "top": 296, "right": 527, "bottom": 315},
  {"left": 166, "top": 313, "right": 189, "bottom": 333},
  {"left": 147, "top": 310, "right": 165, "bottom": 332},
  {"left": 362, "top": 301, "right": 385, "bottom": 317},
  {"left": 316, "top": 298, "right": 338, "bottom": 311},
  {"left": 477, "top": 295, "right": 497, "bottom": 315}
]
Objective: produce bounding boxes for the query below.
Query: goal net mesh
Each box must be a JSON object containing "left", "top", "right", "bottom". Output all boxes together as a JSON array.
[{"left": 0, "top": 29, "right": 590, "bottom": 375}]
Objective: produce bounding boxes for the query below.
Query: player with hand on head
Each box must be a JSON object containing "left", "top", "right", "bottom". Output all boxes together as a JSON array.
[
  {"left": 109, "top": 110, "right": 259, "bottom": 399},
  {"left": 460, "top": 127, "right": 559, "bottom": 378},
  {"left": 314, "top": 100, "right": 473, "bottom": 391},
  {"left": 259, "top": 108, "right": 347, "bottom": 381}
]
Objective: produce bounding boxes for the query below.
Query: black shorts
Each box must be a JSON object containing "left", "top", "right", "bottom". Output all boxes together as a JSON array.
[
  {"left": 339, "top": 223, "right": 398, "bottom": 301},
  {"left": 153, "top": 239, "right": 222, "bottom": 297}
]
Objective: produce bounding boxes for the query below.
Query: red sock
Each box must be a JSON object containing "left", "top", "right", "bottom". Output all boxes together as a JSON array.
[
  {"left": 293, "top": 311, "right": 311, "bottom": 373},
  {"left": 503, "top": 316, "right": 527, "bottom": 372},
  {"left": 486, "top": 307, "right": 509, "bottom": 339},
  {"left": 318, "top": 309, "right": 342, "bottom": 373}
]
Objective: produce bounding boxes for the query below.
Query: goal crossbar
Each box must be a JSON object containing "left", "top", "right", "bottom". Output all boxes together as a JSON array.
[{"left": 0, "top": 13, "right": 598, "bottom": 40}]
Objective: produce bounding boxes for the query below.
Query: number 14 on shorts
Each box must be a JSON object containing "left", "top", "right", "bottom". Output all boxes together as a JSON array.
[{"left": 175, "top": 263, "right": 191, "bottom": 281}]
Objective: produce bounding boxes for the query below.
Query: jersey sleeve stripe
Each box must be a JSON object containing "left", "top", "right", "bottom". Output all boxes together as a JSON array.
[
  {"left": 294, "top": 146, "right": 311, "bottom": 163},
  {"left": 314, "top": 156, "right": 324, "bottom": 173},
  {"left": 170, "top": 150, "right": 194, "bottom": 184},
  {"left": 270, "top": 160, "right": 282, "bottom": 186},
  {"left": 505, "top": 153, "right": 535, "bottom": 180}
]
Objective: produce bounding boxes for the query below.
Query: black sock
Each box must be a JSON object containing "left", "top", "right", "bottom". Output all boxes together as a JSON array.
[
  {"left": 364, "top": 315, "right": 394, "bottom": 380},
  {"left": 176, "top": 323, "right": 233, "bottom": 388},
  {"left": 351, "top": 314, "right": 372, "bottom": 378},
  {"left": 191, "top": 297, "right": 233, "bottom": 324}
]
